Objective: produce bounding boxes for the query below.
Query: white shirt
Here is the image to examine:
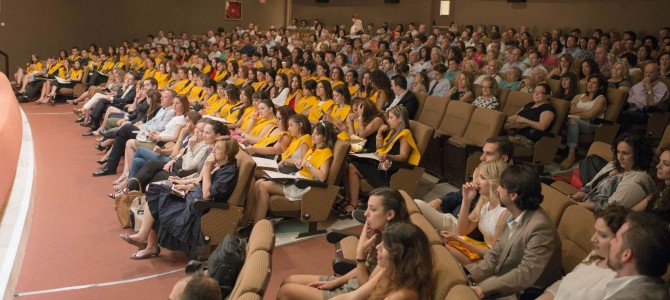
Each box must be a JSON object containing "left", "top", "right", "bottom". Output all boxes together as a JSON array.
[
  {"left": 547, "top": 252, "right": 616, "bottom": 300},
  {"left": 271, "top": 87, "right": 289, "bottom": 107},
  {"left": 602, "top": 275, "right": 646, "bottom": 300},
  {"left": 159, "top": 115, "right": 185, "bottom": 139},
  {"left": 522, "top": 65, "right": 548, "bottom": 77},
  {"left": 427, "top": 78, "right": 451, "bottom": 97},
  {"left": 386, "top": 90, "right": 407, "bottom": 112},
  {"left": 506, "top": 211, "right": 526, "bottom": 238},
  {"left": 154, "top": 37, "right": 168, "bottom": 45}
]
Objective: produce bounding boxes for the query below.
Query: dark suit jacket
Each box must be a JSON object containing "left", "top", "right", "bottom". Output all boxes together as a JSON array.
[
  {"left": 111, "top": 85, "right": 136, "bottom": 107},
  {"left": 465, "top": 208, "right": 562, "bottom": 298},
  {"left": 386, "top": 91, "right": 419, "bottom": 119},
  {"left": 605, "top": 276, "right": 670, "bottom": 300}
]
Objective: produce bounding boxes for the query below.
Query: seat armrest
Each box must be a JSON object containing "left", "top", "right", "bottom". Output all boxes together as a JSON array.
[
  {"left": 193, "top": 199, "right": 230, "bottom": 211},
  {"left": 326, "top": 230, "right": 360, "bottom": 244},
  {"left": 393, "top": 161, "right": 416, "bottom": 170},
  {"left": 295, "top": 179, "right": 328, "bottom": 189}
]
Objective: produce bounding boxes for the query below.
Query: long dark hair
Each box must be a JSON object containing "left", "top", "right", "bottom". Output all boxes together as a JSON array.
[
  {"left": 312, "top": 120, "right": 337, "bottom": 150},
  {"left": 612, "top": 133, "right": 652, "bottom": 172},
  {"left": 556, "top": 72, "right": 578, "bottom": 100}
]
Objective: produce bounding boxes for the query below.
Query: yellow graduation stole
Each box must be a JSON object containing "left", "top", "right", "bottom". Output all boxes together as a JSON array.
[
  {"left": 203, "top": 94, "right": 223, "bottom": 115},
  {"left": 377, "top": 129, "right": 421, "bottom": 166},
  {"left": 316, "top": 76, "right": 332, "bottom": 82},
  {"left": 70, "top": 69, "right": 83, "bottom": 80},
  {"left": 332, "top": 81, "right": 344, "bottom": 89},
  {"left": 254, "top": 61, "right": 264, "bottom": 68},
  {"left": 254, "top": 130, "right": 289, "bottom": 148},
  {"left": 239, "top": 107, "right": 257, "bottom": 130},
  {"left": 173, "top": 79, "right": 193, "bottom": 95},
  {"left": 219, "top": 102, "right": 236, "bottom": 118},
  {"left": 213, "top": 70, "right": 229, "bottom": 82},
  {"left": 29, "top": 62, "right": 43, "bottom": 73},
  {"left": 295, "top": 95, "right": 318, "bottom": 114},
  {"left": 101, "top": 61, "right": 115, "bottom": 73},
  {"left": 120, "top": 55, "right": 129, "bottom": 64},
  {"left": 282, "top": 134, "right": 313, "bottom": 161},
  {"left": 298, "top": 147, "right": 333, "bottom": 178},
  {"left": 308, "top": 99, "right": 335, "bottom": 122},
  {"left": 370, "top": 89, "right": 385, "bottom": 104},
  {"left": 202, "top": 64, "right": 212, "bottom": 74},
  {"left": 337, "top": 121, "right": 360, "bottom": 140},
  {"left": 249, "top": 118, "right": 277, "bottom": 137},
  {"left": 142, "top": 68, "right": 157, "bottom": 80},
  {"left": 279, "top": 68, "right": 294, "bottom": 76},
  {"left": 154, "top": 72, "right": 169, "bottom": 87},
  {"left": 252, "top": 80, "right": 266, "bottom": 92},
  {"left": 348, "top": 85, "right": 359, "bottom": 96},
  {"left": 234, "top": 77, "right": 246, "bottom": 86},
  {"left": 163, "top": 77, "right": 175, "bottom": 89},
  {"left": 68, "top": 55, "right": 82, "bottom": 61},
  {"left": 87, "top": 60, "right": 95, "bottom": 70},
  {"left": 285, "top": 89, "right": 303, "bottom": 106},
  {"left": 329, "top": 104, "right": 351, "bottom": 122},
  {"left": 47, "top": 63, "right": 63, "bottom": 75},
  {"left": 188, "top": 86, "right": 204, "bottom": 105}
]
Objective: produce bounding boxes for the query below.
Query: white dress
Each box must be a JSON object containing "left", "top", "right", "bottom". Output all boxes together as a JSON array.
[{"left": 546, "top": 251, "right": 616, "bottom": 300}]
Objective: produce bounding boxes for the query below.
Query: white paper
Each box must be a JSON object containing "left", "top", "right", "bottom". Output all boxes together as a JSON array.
[
  {"left": 253, "top": 157, "right": 278, "bottom": 169},
  {"left": 54, "top": 76, "right": 70, "bottom": 84},
  {"left": 263, "top": 170, "right": 311, "bottom": 180},
  {"left": 203, "top": 115, "right": 230, "bottom": 124},
  {"left": 350, "top": 152, "right": 380, "bottom": 161}
]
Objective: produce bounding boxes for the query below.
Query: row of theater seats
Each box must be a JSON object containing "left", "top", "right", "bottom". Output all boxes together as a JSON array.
[{"left": 327, "top": 186, "right": 602, "bottom": 300}]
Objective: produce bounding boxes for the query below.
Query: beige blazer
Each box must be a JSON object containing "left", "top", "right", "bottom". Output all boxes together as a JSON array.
[{"left": 465, "top": 208, "right": 562, "bottom": 298}]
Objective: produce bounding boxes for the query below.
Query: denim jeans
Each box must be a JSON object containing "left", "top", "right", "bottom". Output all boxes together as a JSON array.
[
  {"left": 566, "top": 117, "right": 597, "bottom": 148},
  {"left": 129, "top": 147, "right": 170, "bottom": 178}
]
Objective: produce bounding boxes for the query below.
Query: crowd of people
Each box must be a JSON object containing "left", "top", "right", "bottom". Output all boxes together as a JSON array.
[{"left": 11, "top": 15, "right": 670, "bottom": 299}]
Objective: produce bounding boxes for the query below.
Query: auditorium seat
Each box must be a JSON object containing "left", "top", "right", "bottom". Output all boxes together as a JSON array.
[
  {"left": 558, "top": 205, "right": 595, "bottom": 273},
  {"left": 540, "top": 183, "right": 577, "bottom": 227},
  {"left": 444, "top": 284, "right": 480, "bottom": 300},
  {"left": 550, "top": 141, "right": 613, "bottom": 195},
  {"left": 431, "top": 244, "right": 467, "bottom": 300},
  {"left": 416, "top": 94, "right": 449, "bottom": 129}
]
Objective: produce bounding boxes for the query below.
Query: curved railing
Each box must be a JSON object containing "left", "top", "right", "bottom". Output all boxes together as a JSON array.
[{"left": 0, "top": 72, "right": 22, "bottom": 213}]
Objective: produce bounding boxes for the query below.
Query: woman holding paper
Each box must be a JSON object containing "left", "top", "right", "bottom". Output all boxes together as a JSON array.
[
  {"left": 245, "top": 106, "right": 295, "bottom": 157},
  {"left": 240, "top": 98, "right": 278, "bottom": 145},
  {"left": 340, "top": 106, "right": 421, "bottom": 218},
  {"left": 226, "top": 85, "right": 254, "bottom": 130},
  {"left": 251, "top": 121, "right": 337, "bottom": 224}
]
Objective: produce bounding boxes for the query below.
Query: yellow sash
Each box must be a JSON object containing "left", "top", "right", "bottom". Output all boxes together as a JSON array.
[
  {"left": 279, "top": 68, "right": 294, "bottom": 76},
  {"left": 316, "top": 76, "right": 332, "bottom": 82},
  {"left": 101, "top": 61, "right": 115, "bottom": 73},
  {"left": 332, "top": 81, "right": 344, "bottom": 89},
  {"left": 295, "top": 95, "right": 318, "bottom": 114},
  {"left": 142, "top": 68, "right": 156, "bottom": 80},
  {"left": 281, "top": 134, "right": 313, "bottom": 161},
  {"left": 285, "top": 90, "right": 303, "bottom": 106},
  {"left": 348, "top": 85, "right": 359, "bottom": 96},
  {"left": 239, "top": 107, "right": 257, "bottom": 130},
  {"left": 234, "top": 77, "right": 246, "bottom": 86},
  {"left": 337, "top": 121, "right": 360, "bottom": 140},
  {"left": 213, "top": 70, "right": 229, "bottom": 82},
  {"left": 154, "top": 72, "right": 169, "bottom": 86},
  {"left": 219, "top": 102, "right": 236, "bottom": 118},
  {"left": 202, "top": 64, "right": 212, "bottom": 74},
  {"left": 188, "top": 86, "right": 203, "bottom": 101},
  {"left": 447, "top": 236, "right": 488, "bottom": 261},
  {"left": 249, "top": 118, "right": 277, "bottom": 137},
  {"left": 47, "top": 63, "right": 63, "bottom": 75},
  {"left": 173, "top": 79, "right": 193, "bottom": 94},
  {"left": 29, "top": 62, "right": 43, "bottom": 74},
  {"left": 377, "top": 129, "right": 421, "bottom": 166},
  {"left": 69, "top": 69, "right": 83, "bottom": 80},
  {"left": 298, "top": 147, "right": 333, "bottom": 179},
  {"left": 370, "top": 90, "right": 385, "bottom": 104},
  {"left": 203, "top": 94, "right": 224, "bottom": 115},
  {"left": 252, "top": 80, "right": 266, "bottom": 92},
  {"left": 308, "top": 99, "right": 335, "bottom": 122},
  {"left": 254, "top": 130, "right": 288, "bottom": 148},
  {"left": 254, "top": 61, "right": 264, "bottom": 68},
  {"left": 329, "top": 104, "right": 351, "bottom": 122}
]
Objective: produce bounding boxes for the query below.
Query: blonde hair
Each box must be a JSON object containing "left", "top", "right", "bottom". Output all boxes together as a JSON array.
[{"left": 476, "top": 160, "right": 509, "bottom": 209}]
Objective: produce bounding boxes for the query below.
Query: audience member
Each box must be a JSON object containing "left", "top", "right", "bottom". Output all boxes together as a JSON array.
[{"left": 619, "top": 63, "right": 670, "bottom": 133}]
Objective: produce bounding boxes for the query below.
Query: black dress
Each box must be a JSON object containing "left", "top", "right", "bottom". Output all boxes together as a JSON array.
[
  {"left": 146, "top": 160, "right": 238, "bottom": 258},
  {"left": 350, "top": 142, "right": 401, "bottom": 188}
]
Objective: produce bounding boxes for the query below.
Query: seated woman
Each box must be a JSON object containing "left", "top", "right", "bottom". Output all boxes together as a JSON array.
[
  {"left": 226, "top": 85, "right": 254, "bottom": 130},
  {"left": 368, "top": 70, "right": 392, "bottom": 111},
  {"left": 234, "top": 91, "right": 263, "bottom": 135},
  {"left": 330, "top": 67, "right": 345, "bottom": 90},
  {"left": 125, "top": 120, "right": 227, "bottom": 193},
  {"left": 537, "top": 206, "right": 629, "bottom": 300},
  {"left": 341, "top": 98, "right": 385, "bottom": 151},
  {"left": 560, "top": 74, "right": 608, "bottom": 169},
  {"left": 445, "top": 58, "right": 461, "bottom": 81},
  {"left": 555, "top": 72, "right": 579, "bottom": 101},
  {"left": 252, "top": 121, "right": 337, "bottom": 224},
  {"left": 474, "top": 60, "right": 502, "bottom": 85},
  {"left": 607, "top": 61, "right": 631, "bottom": 93},
  {"left": 277, "top": 188, "right": 410, "bottom": 300},
  {"left": 201, "top": 81, "right": 227, "bottom": 116},
  {"left": 471, "top": 77, "right": 500, "bottom": 110},
  {"left": 15, "top": 54, "right": 44, "bottom": 95},
  {"left": 548, "top": 53, "right": 574, "bottom": 80},
  {"left": 307, "top": 80, "right": 335, "bottom": 124},
  {"left": 447, "top": 71, "right": 475, "bottom": 103},
  {"left": 323, "top": 85, "right": 352, "bottom": 133},
  {"left": 411, "top": 71, "right": 430, "bottom": 94},
  {"left": 569, "top": 133, "right": 655, "bottom": 211},
  {"left": 578, "top": 58, "right": 600, "bottom": 85},
  {"left": 416, "top": 160, "right": 510, "bottom": 265},
  {"left": 285, "top": 74, "right": 303, "bottom": 108},
  {"left": 240, "top": 98, "right": 278, "bottom": 145},
  {"left": 217, "top": 84, "right": 241, "bottom": 120},
  {"left": 504, "top": 83, "right": 556, "bottom": 148},
  {"left": 498, "top": 66, "right": 522, "bottom": 91},
  {"left": 344, "top": 106, "right": 421, "bottom": 218},
  {"left": 345, "top": 70, "right": 361, "bottom": 97},
  {"left": 41, "top": 59, "right": 84, "bottom": 105},
  {"left": 73, "top": 68, "right": 124, "bottom": 121},
  {"left": 120, "top": 136, "right": 239, "bottom": 259},
  {"left": 245, "top": 106, "right": 295, "bottom": 158},
  {"left": 294, "top": 80, "right": 319, "bottom": 116},
  {"left": 633, "top": 144, "right": 670, "bottom": 222},
  {"left": 271, "top": 73, "right": 290, "bottom": 107},
  {"left": 330, "top": 222, "right": 433, "bottom": 300}
]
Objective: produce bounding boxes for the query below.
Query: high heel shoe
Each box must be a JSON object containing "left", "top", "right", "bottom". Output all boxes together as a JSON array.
[
  {"left": 113, "top": 173, "right": 128, "bottom": 185},
  {"left": 95, "top": 142, "right": 110, "bottom": 151},
  {"left": 107, "top": 189, "right": 126, "bottom": 200},
  {"left": 96, "top": 159, "right": 108, "bottom": 165}
]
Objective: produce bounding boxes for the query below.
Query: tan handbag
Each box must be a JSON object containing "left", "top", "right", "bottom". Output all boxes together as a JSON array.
[
  {"left": 129, "top": 195, "right": 145, "bottom": 232},
  {"left": 115, "top": 178, "right": 144, "bottom": 228}
]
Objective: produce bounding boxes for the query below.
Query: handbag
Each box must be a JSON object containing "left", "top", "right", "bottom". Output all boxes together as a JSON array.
[
  {"left": 115, "top": 178, "right": 144, "bottom": 228},
  {"left": 129, "top": 195, "right": 145, "bottom": 232}
]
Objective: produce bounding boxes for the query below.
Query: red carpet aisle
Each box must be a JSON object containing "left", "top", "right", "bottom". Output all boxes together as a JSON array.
[{"left": 13, "top": 102, "right": 343, "bottom": 299}]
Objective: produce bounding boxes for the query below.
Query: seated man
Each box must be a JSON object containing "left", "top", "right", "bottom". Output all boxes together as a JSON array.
[
  {"left": 500, "top": 47, "right": 528, "bottom": 74},
  {"left": 467, "top": 164, "right": 562, "bottom": 299},
  {"left": 427, "top": 63, "right": 450, "bottom": 97},
  {"left": 522, "top": 51, "right": 548, "bottom": 77},
  {"left": 603, "top": 212, "right": 670, "bottom": 300},
  {"left": 520, "top": 67, "right": 548, "bottom": 94},
  {"left": 82, "top": 72, "right": 138, "bottom": 133},
  {"left": 619, "top": 63, "right": 670, "bottom": 133},
  {"left": 385, "top": 75, "right": 418, "bottom": 119},
  {"left": 169, "top": 274, "right": 222, "bottom": 300}
]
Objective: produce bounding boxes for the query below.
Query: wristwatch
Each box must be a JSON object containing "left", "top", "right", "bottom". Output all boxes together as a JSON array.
[{"left": 647, "top": 90, "right": 653, "bottom": 95}]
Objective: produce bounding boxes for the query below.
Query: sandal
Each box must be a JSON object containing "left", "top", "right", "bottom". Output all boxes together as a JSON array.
[
  {"left": 130, "top": 246, "right": 160, "bottom": 260},
  {"left": 107, "top": 189, "right": 126, "bottom": 200},
  {"left": 113, "top": 173, "right": 128, "bottom": 185},
  {"left": 335, "top": 203, "right": 355, "bottom": 220},
  {"left": 120, "top": 233, "right": 148, "bottom": 249},
  {"left": 113, "top": 179, "right": 128, "bottom": 192}
]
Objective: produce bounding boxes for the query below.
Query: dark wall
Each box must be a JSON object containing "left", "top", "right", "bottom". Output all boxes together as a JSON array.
[{"left": 0, "top": 0, "right": 287, "bottom": 72}]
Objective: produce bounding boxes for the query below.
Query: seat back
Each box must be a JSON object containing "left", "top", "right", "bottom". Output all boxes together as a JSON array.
[
  {"left": 497, "top": 88, "right": 511, "bottom": 111},
  {"left": 473, "top": 83, "right": 482, "bottom": 99},
  {"left": 229, "top": 250, "right": 272, "bottom": 299},
  {"left": 431, "top": 245, "right": 467, "bottom": 300},
  {"left": 657, "top": 125, "right": 670, "bottom": 154},
  {"left": 546, "top": 78, "right": 561, "bottom": 96},
  {"left": 604, "top": 88, "right": 628, "bottom": 122},
  {"left": 444, "top": 284, "right": 480, "bottom": 300},
  {"left": 247, "top": 219, "right": 275, "bottom": 255},
  {"left": 413, "top": 91, "right": 428, "bottom": 121},
  {"left": 410, "top": 213, "right": 443, "bottom": 246},
  {"left": 540, "top": 183, "right": 576, "bottom": 227},
  {"left": 588, "top": 141, "right": 614, "bottom": 161},
  {"left": 629, "top": 69, "right": 643, "bottom": 85},
  {"left": 327, "top": 140, "right": 350, "bottom": 185},
  {"left": 417, "top": 95, "right": 449, "bottom": 128},
  {"left": 229, "top": 152, "right": 257, "bottom": 207},
  {"left": 547, "top": 97, "right": 571, "bottom": 136},
  {"left": 437, "top": 101, "right": 475, "bottom": 137},
  {"left": 501, "top": 91, "right": 532, "bottom": 117},
  {"left": 409, "top": 120, "right": 434, "bottom": 156},
  {"left": 400, "top": 190, "right": 421, "bottom": 215},
  {"left": 461, "top": 107, "right": 506, "bottom": 146},
  {"left": 558, "top": 205, "right": 596, "bottom": 273}
]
